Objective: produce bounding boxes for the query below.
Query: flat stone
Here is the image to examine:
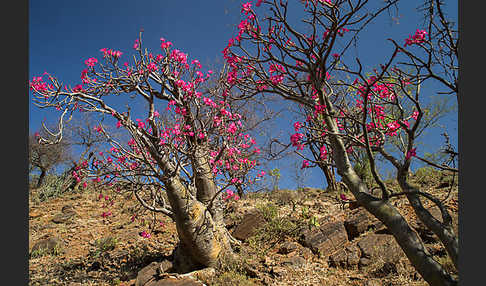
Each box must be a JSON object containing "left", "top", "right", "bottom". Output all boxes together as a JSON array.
[
  {"left": 301, "top": 220, "right": 348, "bottom": 257},
  {"left": 344, "top": 208, "right": 383, "bottom": 240},
  {"left": 52, "top": 211, "right": 76, "bottom": 224},
  {"left": 357, "top": 233, "right": 404, "bottom": 268},
  {"left": 329, "top": 244, "right": 360, "bottom": 269},
  {"left": 146, "top": 277, "right": 204, "bottom": 286},
  {"left": 135, "top": 262, "right": 159, "bottom": 286},
  {"left": 232, "top": 210, "right": 266, "bottom": 241},
  {"left": 281, "top": 256, "right": 306, "bottom": 267},
  {"left": 277, "top": 241, "right": 299, "bottom": 254}
]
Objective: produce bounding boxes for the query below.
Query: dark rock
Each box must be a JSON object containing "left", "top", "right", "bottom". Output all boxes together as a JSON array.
[
  {"left": 146, "top": 277, "right": 204, "bottom": 286},
  {"left": 277, "top": 241, "right": 299, "bottom": 254},
  {"left": 328, "top": 248, "right": 347, "bottom": 268},
  {"left": 61, "top": 204, "right": 75, "bottom": 213},
  {"left": 136, "top": 262, "right": 159, "bottom": 286},
  {"left": 157, "top": 260, "right": 174, "bottom": 274},
  {"left": 88, "top": 261, "right": 101, "bottom": 271},
  {"left": 52, "top": 211, "right": 76, "bottom": 224},
  {"left": 232, "top": 210, "right": 266, "bottom": 241},
  {"left": 345, "top": 245, "right": 361, "bottom": 267},
  {"left": 301, "top": 220, "right": 348, "bottom": 257},
  {"left": 30, "top": 236, "right": 63, "bottom": 256},
  {"left": 357, "top": 233, "right": 404, "bottom": 268},
  {"left": 270, "top": 266, "right": 287, "bottom": 277},
  {"left": 281, "top": 256, "right": 306, "bottom": 267},
  {"left": 344, "top": 208, "right": 383, "bottom": 240},
  {"left": 329, "top": 244, "right": 360, "bottom": 269}
]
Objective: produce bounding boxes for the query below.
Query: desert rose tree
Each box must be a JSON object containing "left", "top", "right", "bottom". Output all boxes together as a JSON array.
[
  {"left": 30, "top": 33, "right": 263, "bottom": 272},
  {"left": 224, "top": 0, "right": 458, "bottom": 285}
]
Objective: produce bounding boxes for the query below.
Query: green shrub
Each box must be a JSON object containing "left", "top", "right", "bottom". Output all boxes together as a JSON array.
[
  {"left": 413, "top": 166, "right": 441, "bottom": 185},
  {"left": 89, "top": 236, "right": 118, "bottom": 259},
  {"left": 29, "top": 244, "right": 63, "bottom": 258},
  {"left": 249, "top": 203, "right": 302, "bottom": 256},
  {"left": 32, "top": 174, "right": 70, "bottom": 202}
]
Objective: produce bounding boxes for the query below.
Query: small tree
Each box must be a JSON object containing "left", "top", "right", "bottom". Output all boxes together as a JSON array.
[
  {"left": 225, "top": 0, "right": 458, "bottom": 285},
  {"left": 30, "top": 33, "right": 263, "bottom": 271},
  {"left": 29, "top": 131, "right": 71, "bottom": 188}
]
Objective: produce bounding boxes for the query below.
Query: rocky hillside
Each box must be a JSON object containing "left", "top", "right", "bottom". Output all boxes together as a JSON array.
[{"left": 29, "top": 168, "right": 458, "bottom": 285}]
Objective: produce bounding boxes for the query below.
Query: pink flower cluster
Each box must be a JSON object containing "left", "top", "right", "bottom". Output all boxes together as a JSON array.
[
  {"left": 224, "top": 189, "right": 240, "bottom": 201},
  {"left": 301, "top": 160, "right": 310, "bottom": 169},
  {"left": 100, "top": 48, "right": 123, "bottom": 58},
  {"left": 160, "top": 38, "right": 173, "bottom": 49},
  {"left": 404, "top": 29, "right": 427, "bottom": 47},
  {"left": 290, "top": 133, "right": 304, "bottom": 150},
  {"left": 140, "top": 231, "right": 151, "bottom": 238},
  {"left": 30, "top": 76, "right": 49, "bottom": 93}
]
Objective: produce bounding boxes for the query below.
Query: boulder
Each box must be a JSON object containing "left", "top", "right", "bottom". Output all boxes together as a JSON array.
[
  {"left": 135, "top": 262, "right": 159, "bottom": 286},
  {"left": 301, "top": 220, "right": 348, "bottom": 257},
  {"left": 281, "top": 256, "right": 306, "bottom": 267},
  {"left": 357, "top": 233, "right": 405, "bottom": 268},
  {"left": 52, "top": 210, "right": 76, "bottom": 224},
  {"left": 146, "top": 277, "right": 204, "bottom": 286},
  {"left": 277, "top": 241, "right": 299, "bottom": 254},
  {"left": 232, "top": 210, "right": 266, "bottom": 241},
  {"left": 328, "top": 244, "right": 360, "bottom": 269},
  {"left": 343, "top": 208, "right": 383, "bottom": 240}
]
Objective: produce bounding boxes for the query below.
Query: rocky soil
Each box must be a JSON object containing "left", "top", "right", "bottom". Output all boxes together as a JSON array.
[{"left": 29, "top": 168, "right": 458, "bottom": 285}]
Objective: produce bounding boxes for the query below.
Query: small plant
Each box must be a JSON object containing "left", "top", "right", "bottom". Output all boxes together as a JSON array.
[
  {"left": 110, "top": 278, "right": 122, "bottom": 286},
  {"left": 29, "top": 244, "right": 63, "bottom": 258},
  {"left": 250, "top": 202, "right": 302, "bottom": 256},
  {"left": 268, "top": 168, "right": 281, "bottom": 191},
  {"left": 89, "top": 236, "right": 118, "bottom": 259},
  {"left": 413, "top": 166, "right": 441, "bottom": 185},
  {"left": 32, "top": 174, "right": 70, "bottom": 202}
]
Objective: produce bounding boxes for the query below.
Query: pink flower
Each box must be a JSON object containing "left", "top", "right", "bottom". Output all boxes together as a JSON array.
[
  {"left": 101, "top": 211, "right": 112, "bottom": 218},
  {"left": 290, "top": 133, "right": 304, "bottom": 147},
  {"left": 160, "top": 38, "right": 173, "bottom": 49},
  {"left": 256, "top": 0, "right": 263, "bottom": 7},
  {"left": 84, "top": 57, "right": 98, "bottom": 67},
  {"left": 147, "top": 62, "right": 158, "bottom": 72},
  {"left": 133, "top": 39, "right": 140, "bottom": 50},
  {"left": 224, "top": 189, "right": 235, "bottom": 201},
  {"left": 293, "top": 121, "right": 302, "bottom": 131},
  {"left": 340, "top": 194, "right": 348, "bottom": 201},
  {"left": 404, "top": 29, "right": 428, "bottom": 47},
  {"left": 227, "top": 122, "right": 238, "bottom": 134},
  {"left": 405, "top": 148, "right": 417, "bottom": 161},
  {"left": 411, "top": 111, "right": 419, "bottom": 120},
  {"left": 140, "top": 231, "right": 151, "bottom": 238},
  {"left": 241, "top": 2, "right": 252, "bottom": 14},
  {"left": 301, "top": 160, "right": 310, "bottom": 169},
  {"left": 319, "top": 145, "right": 328, "bottom": 160}
]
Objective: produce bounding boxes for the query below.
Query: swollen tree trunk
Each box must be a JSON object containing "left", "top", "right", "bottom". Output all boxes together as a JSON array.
[
  {"left": 36, "top": 168, "right": 47, "bottom": 189},
  {"left": 321, "top": 100, "right": 457, "bottom": 286},
  {"left": 153, "top": 145, "right": 232, "bottom": 273}
]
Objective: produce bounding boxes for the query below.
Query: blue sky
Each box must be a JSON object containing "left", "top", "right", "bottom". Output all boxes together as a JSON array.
[{"left": 29, "top": 0, "right": 458, "bottom": 190}]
